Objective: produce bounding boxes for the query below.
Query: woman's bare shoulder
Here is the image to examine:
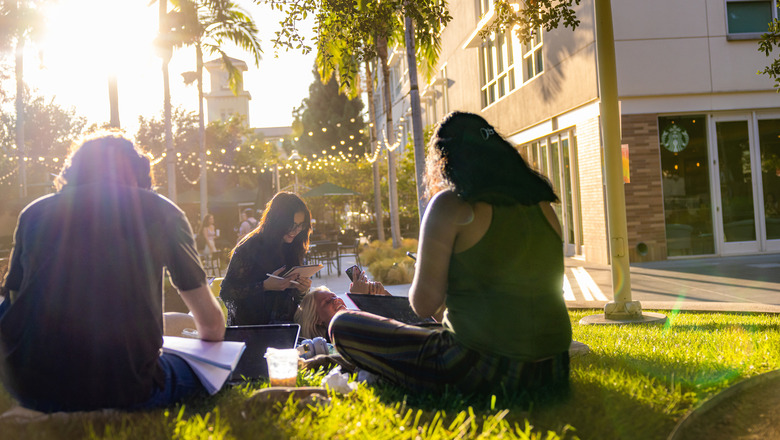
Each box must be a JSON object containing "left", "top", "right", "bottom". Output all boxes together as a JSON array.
[{"left": 427, "top": 190, "right": 470, "bottom": 218}]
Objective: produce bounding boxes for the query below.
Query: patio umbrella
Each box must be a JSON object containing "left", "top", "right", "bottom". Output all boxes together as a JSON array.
[
  {"left": 211, "top": 186, "right": 259, "bottom": 205},
  {"left": 302, "top": 183, "right": 361, "bottom": 240},
  {"left": 302, "top": 182, "right": 360, "bottom": 198},
  {"left": 176, "top": 189, "right": 201, "bottom": 204}
]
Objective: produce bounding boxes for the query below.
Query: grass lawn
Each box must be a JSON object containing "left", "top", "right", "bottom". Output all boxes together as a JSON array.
[{"left": 1, "top": 310, "right": 779, "bottom": 439}]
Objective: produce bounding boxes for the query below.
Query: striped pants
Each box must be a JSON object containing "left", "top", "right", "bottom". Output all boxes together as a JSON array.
[{"left": 329, "top": 310, "right": 569, "bottom": 395}]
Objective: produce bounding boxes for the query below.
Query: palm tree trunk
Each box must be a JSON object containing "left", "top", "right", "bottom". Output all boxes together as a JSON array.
[
  {"left": 364, "top": 59, "right": 385, "bottom": 242},
  {"left": 403, "top": 13, "right": 427, "bottom": 222},
  {"left": 108, "top": 74, "right": 120, "bottom": 128},
  {"left": 15, "top": 36, "right": 26, "bottom": 198},
  {"left": 377, "top": 36, "right": 402, "bottom": 248},
  {"left": 197, "top": 44, "right": 208, "bottom": 222},
  {"left": 160, "top": 0, "right": 176, "bottom": 202}
]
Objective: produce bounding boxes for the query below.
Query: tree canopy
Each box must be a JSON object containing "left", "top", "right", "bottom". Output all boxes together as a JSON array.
[{"left": 293, "top": 67, "right": 367, "bottom": 157}]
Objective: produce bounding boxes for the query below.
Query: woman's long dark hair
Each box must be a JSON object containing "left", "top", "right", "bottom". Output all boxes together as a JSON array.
[
  {"left": 55, "top": 131, "right": 153, "bottom": 191},
  {"left": 424, "top": 111, "right": 558, "bottom": 205},
  {"left": 232, "top": 192, "right": 311, "bottom": 262}
]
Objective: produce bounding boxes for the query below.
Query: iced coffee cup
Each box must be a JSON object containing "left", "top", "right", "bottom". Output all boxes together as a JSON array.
[{"left": 265, "top": 348, "right": 299, "bottom": 387}]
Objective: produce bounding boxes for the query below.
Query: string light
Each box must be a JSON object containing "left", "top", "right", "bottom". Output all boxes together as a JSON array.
[{"left": 0, "top": 119, "right": 406, "bottom": 186}]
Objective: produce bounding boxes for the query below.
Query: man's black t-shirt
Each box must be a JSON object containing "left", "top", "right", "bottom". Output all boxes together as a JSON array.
[{"left": 0, "top": 183, "right": 206, "bottom": 411}]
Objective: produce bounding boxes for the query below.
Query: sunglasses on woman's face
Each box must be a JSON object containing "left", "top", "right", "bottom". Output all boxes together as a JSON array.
[{"left": 288, "top": 220, "right": 306, "bottom": 233}]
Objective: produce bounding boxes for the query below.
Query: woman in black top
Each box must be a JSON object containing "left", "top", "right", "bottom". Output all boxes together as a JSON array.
[{"left": 220, "top": 192, "right": 313, "bottom": 325}]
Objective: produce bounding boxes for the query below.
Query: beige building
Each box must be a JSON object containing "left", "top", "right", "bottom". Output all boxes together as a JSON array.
[
  {"left": 204, "top": 57, "right": 252, "bottom": 124},
  {"left": 377, "top": 0, "right": 780, "bottom": 264}
]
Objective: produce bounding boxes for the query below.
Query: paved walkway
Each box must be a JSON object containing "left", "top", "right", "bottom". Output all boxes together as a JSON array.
[{"left": 320, "top": 253, "right": 780, "bottom": 314}]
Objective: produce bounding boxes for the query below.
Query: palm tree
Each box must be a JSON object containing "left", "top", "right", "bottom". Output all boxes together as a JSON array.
[
  {"left": 311, "top": 0, "right": 449, "bottom": 247},
  {"left": 157, "top": 0, "right": 176, "bottom": 201},
  {"left": 365, "top": 60, "right": 385, "bottom": 241},
  {"left": 174, "top": 0, "right": 262, "bottom": 221},
  {"left": 3, "top": 0, "right": 44, "bottom": 199}
]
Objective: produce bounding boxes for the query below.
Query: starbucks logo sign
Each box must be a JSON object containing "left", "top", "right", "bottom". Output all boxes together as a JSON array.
[{"left": 661, "top": 125, "right": 690, "bottom": 152}]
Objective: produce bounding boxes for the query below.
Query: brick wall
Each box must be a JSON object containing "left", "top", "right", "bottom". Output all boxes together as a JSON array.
[
  {"left": 577, "top": 117, "right": 609, "bottom": 265},
  {"left": 621, "top": 114, "right": 667, "bottom": 262}
]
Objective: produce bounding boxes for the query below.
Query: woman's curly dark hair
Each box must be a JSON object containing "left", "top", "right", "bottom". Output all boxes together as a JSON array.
[
  {"left": 55, "top": 131, "right": 152, "bottom": 191},
  {"left": 424, "top": 111, "right": 558, "bottom": 205}
]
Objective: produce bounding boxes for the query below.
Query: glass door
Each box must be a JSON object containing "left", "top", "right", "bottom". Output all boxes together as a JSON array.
[
  {"left": 519, "top": 132, "right": 583, "bottom": 257},
  {"left": 756, "top": 117, "right": 780, "bottom": 252},
  {"left": 711, "top": 116, "right": 760, "bottom": 254}
]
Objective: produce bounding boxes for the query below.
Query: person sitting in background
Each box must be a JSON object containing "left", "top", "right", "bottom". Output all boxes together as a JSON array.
[
  {"left": 0, "top": 132, "right": 225, "bottom": 413},
  {"left": 328, "top": 111, "right": 572, "bottom": 396},
  {"left": 237, "top": 208, "right": 258, "bottom": 241},
  {"left": 220, "top": 192, "right": 313, "bottom": 325}
]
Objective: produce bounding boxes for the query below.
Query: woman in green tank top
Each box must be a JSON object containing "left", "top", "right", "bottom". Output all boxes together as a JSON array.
[{"left": 329, "top": 112, "right": 572, "bottom": 396}]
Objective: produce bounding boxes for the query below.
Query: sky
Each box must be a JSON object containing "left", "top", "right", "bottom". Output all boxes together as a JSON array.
[{"left": 21, "top": 0, "right": 317, "bottom": 137}]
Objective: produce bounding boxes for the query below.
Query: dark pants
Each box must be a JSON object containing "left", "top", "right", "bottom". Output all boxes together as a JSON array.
[{"left": 0, "top": 295, "right": 205, "bottom": 412}]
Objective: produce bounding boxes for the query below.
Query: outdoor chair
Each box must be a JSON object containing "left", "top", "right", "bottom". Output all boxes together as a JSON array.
[
  {"left": 309, "top": 241, "right": 340, "bottom": 277},
  {"left": 338, "top": 238, "right": 361, "bottom": 268},
  {"left": 202, "top": 253, "right": 223, "bottom": 278}
]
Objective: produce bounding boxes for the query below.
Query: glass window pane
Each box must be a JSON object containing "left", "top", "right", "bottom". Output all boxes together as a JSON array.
[
  {"left": 659, "top": 115, "right": 715, "bottom": 255},
  {"left": 479, "top": 48, "right": 488, "bottom": 87},
  {"left": 487, "top": 42, "right": 495, "bottom": 81},
  {"left": 562, "top": 139, "right": 575, "bottom": 245},
  {"left": 507, "top": 34, "right": 514, "bottom": 65},
  {"left": 526, "top": 58, "right": 533, "bottom": 81},
  {"left": 536, "top": 49, "right": 544, "bottom": 74},
  {"left": 496, "top": 33, "right": 505, "bottom": 71},
  {"left": 572, "top": 136, "right": 583, "bottom": 245},
  {"left": 539, "top": 143, "right": 548, "bottom": 176},
  {"left": 726, "top": 1, "right": 772, "bottom": 33},
  {"left": 716, "top": 120, "right": 756, "bottom": 242},
  {"left": 550, "top": 141, "right": 562, "bottom": 222},
  {"left": 508, "top": 67, "right": 515, "bottom": 91},
  {"left": 757, "top": 119, "right": 780, "bottom": 240}
]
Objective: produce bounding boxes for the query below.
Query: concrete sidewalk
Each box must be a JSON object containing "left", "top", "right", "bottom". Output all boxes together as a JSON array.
[
  {"left": 317, "top": 253, "right": 780, "bottom": 314},
  {"left": 568, "top": 253, "right": 780, "bottom": 314}
]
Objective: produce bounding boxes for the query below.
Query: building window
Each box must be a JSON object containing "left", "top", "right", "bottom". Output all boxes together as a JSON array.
[
  {"left": 725, "top": 0, "right": 779, "bottom": 37},
  {"left": 521, "top": 28, "right": 543, "bottom": 82},
  {"left": 441, "top": 66, "right": 449, "bottom": 115},
  {"left": 478, "top": 0, "right": 491, "bottom": 17},
  {"left": 480, "top": 31, "right": 517, "bottom": 108}
]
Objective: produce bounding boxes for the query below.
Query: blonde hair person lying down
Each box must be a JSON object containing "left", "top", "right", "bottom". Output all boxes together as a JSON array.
[{"left": 294, "top": 273, "right": 390, "bottom": 341}]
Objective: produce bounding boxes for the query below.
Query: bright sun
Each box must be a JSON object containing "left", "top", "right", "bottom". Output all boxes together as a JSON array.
[
  {"left": 25, "top": 0, "right": 192, "bottom": 134},
  {"left": 42, "top": 0, "right": 159, "bottom": 75}
]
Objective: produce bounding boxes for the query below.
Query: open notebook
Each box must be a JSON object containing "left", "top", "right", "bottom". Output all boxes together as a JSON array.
[{"left": 223, "top": 324, "right": 300, "bottom": 382}]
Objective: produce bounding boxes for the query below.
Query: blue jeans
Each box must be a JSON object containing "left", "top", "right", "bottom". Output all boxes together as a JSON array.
[
  {"left": 1, "top": 296, "right": 206, "bottom": 412},
  {"left": 130, "top": 353, "right": 206, "bottom": 411},
  {"left": 0, "top": 295, "right": 8, "bottom": 320}
]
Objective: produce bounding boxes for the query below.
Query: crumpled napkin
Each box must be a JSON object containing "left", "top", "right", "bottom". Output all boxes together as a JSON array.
[{"left": 320, "top": 367, "right": 358, "bottom": 394}]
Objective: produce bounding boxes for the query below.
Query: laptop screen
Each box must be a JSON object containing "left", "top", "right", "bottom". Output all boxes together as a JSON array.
[
  {"left": 347, "top": 294, "right": 436, "bottom": 325},
  {"left": 224, "top": 324, "right": 300, "bottom": 382}
]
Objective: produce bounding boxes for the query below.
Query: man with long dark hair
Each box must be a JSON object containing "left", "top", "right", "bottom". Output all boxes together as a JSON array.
[{"left": 0, "top": 132, "right": 225, "bottom": 412}]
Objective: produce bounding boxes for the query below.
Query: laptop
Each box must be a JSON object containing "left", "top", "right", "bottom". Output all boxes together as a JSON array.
[
  {"left": 347, "top": 293, "right": 438, "bottom": 326},
  {"left": 223, "top": 324, "right": 301, "bottom": 382}
]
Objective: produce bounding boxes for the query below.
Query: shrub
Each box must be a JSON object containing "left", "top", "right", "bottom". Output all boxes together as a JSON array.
[{"left": 360, "top": 238, "right": 418, "bottom": 285}]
